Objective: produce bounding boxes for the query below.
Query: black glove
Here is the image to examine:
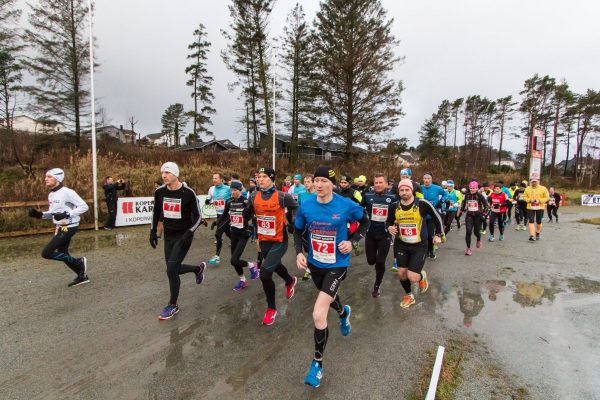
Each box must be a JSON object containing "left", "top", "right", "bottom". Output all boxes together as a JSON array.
[
  {"left": 287, "top": 224, "right": 295, "bottom": 234},
  {"left": 149, "top": 230, "right": 159, "bottom": 248},
  {"left": 180, "top": 230, "right": 194, "bottom": 247},
  {"left": 28, "top": 208, "right": 43, "bottom": 219},
  {"left": 210, "top": 221, "right": 217, "bottom": 230},
  {"left": 205, "top": 198, "right": 211, "bottom": 205},
  {"left": 52, "top": 211, "right": 70, "bottom": 220}
]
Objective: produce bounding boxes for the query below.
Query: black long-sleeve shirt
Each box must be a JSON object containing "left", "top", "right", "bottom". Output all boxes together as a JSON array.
[
  {"left": 151, "top": 184, "right": 202, "bottom": 239},
  {"left": 103, "top": 182, "right": 125, "bottom": 205}
]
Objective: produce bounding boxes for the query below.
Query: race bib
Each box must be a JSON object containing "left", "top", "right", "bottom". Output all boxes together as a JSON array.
[
  {"left": 530, "top": 201, "right": 541, "bottom": 210},
  {"left": 311, "top": 233, "right": 336, "bottom": 264},
  {"left": 449, "top": 201, "right": 455, "bottom": 208},
  {"left": 371, "top": 204, "right": 388, "bottom": 222},
  {"left": 256, "top": 215, "right": 276, "bottom": 236},
  {"left": 163, "top": 198, "right": 182, "bottom": 219},
  {"left": 399, "top": 223, "right": 418, "bottom": 244},
  {"left": 292, "top": 194, "right": 298, "bottom": 201},
  {"left": 467, "top": 200, "right": 479, "bottom": 212},
  {"left": 548, "top": 199, "right": 556, "bottom": 206},
  {"left": 213, "top": 198, "right": 226, "bottom": 212},
  {"left": 229, "top": 211, "right": 244, "bottom": 229},
  {"left": 518, "top": 194, "right": 524, "bottom": 201},
  {"left": 492, "top": 201, "right": 501, "bottom": 212}
]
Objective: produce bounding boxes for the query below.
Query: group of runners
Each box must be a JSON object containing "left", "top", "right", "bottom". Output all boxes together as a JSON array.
[{"left": 29, "top": 163, "right": 560, "bottom": 388}]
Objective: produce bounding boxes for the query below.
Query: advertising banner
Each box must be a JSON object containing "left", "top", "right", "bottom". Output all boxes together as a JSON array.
[
  {"left": 115, "top": 195, "right": 214, "bottom": 227},
  {"left": 581, "top": 194, "right": 600, "bottom": 206}
]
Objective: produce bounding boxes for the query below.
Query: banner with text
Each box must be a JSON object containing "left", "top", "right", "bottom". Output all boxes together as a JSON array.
[
  {"left": 581, "top": 194, "right": 600, "bottom": 206},
  {"left": 115, "top": 195, "right": 211, "bottom": 227}
]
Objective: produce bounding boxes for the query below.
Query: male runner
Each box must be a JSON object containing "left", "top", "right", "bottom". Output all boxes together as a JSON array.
[
  {"left": 421, "top": 172, "right": 448, "bottom": 259},
  {"left": 298, "top": 174, "right": 316, "bottom": 280},
  {"left": 206, "top": 172, "right": 231, "bottom": 264},
  {"left": 361, "top": 173, "right": 396, "bottom": 297},
  {"left": 244, "top": 167, "right": 298, "bottom": 325},
  {"left": 150, "top": 162, "right": 206, "bottom": 320},
  {"left": 354, "top": 175, "right": 370, "bottom": 197},
  {"left": 28, "top": 168, "right": 90, "bottom": 287},
  {"left": 288, "top": 174, "right": 306, "bottom": 202},
  {"left": 391, "top": 168, "right": 423, "bottom": 198},
  {"left": 513, "top": 182, "right": 527, "bottom": 230},
  {"left": 294, "top": 166, "right": 369, "bottom": 388},
  {"left": 386, "top": 179, "right": 442, "bottom": 308},
  {"left": 547, "top": 187, "right": 561, "bottom": 222},
  {"left": 217, "top": 181, "right": 259, "bottom": 291},
  {"left": 443, "top": 180, "right": 462, "bottom": 234},
  {"left": 524, "top": 178, "right": 550, "bottom": 241},
  {"left": 338, "top": 174, "right": 362, "bottom": 203}
]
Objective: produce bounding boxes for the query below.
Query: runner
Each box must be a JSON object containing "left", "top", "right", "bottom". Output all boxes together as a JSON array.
[
  {"left": 547, "top": 187, "right": 561, "bottom": 223},
  {"left": 150, "top": 162, "right": 206, "bottom": 320},
  {"left": 298, "top": 174, "right": 316, "bottom": 281},
  {"left": 288, "top": 174, "right": 306, "bottom": 202},
  {"left": 282, "top": 175, "right": 292, "bottom": 192},
  {"left": 421, "top": 172, "right": 448, "bottom": 259},
  {"left": 479, "top": 184, "right": 489, "bottom": 235},
  {"left": 443, "top": 180, "right": 462, "bottom": 234},
  {"left": 487, "top": 185, "right": 509, "bottom": 241},
  {"left": 294, "top": 166, "right": 369, "bottom": 388},
  {"left": 386, "top": 179, "right": 443, "bottom": 309},
  {"left": 217, "top": 181, "right": 260, "bottom": 291},
  {"left": 206, "top": 172, "right": 232, "bottom": 265},
  {"left": 244, "top": 166, "right": 299, "bottom": 325},
  {"left": 496, "top": 180, "right": 513, "bottom": 225},
  {"left": 514, "top": 181, "right": 528, "bottom": 230},
  {"left": 524, "top": 178, "right": 550, "bottom": 241},
  {"left": 391, "top": 168, "right": 423, "bottom": 199},
  {"left": 458, "top": 181, "right": 489, "bottom": 255},
  {"left": 338, "top": 174, "right": 363, "bottom": 204},
  {"left": 28, "top": 168, "right": 90, "bottom": 287},
  {"left": 354, "top": 175, "right": 370, "bottom": 197},
  {"left": 361, "top": 173, "right": 397, "bottom": 297}
]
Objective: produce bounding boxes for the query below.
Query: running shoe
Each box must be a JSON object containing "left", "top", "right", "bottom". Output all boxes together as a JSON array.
[
  {"left": 400, "top": 294, "right": 416, "bottom": 308},
  {"left": 207, "top": 255, "right": 220, "bottom": 265},
  {"left": 476, "top": 240, "right": 481, "bottom": 249},
  {"left": 285, "top": 276, "right": 298, "bottom": 300},
  {"left": 429, "top": 250, "right": 436, "bottom": 260},
  {"left": 196, "top": 262, "right": 206, "bottom": 284},
  {"left": 353, "top": 242, "right": 361, "bottom": 256},
  {"left": 488, "top": 235, "right": 495, "bottom": 242},
  {"left": 68, "top": 274, "right": 89, "bottom": 287},
  {"left": 304, "top": 360, "right": 323, "bottom": 388},
  {"left": 515, "top": 225, "right": 521, "bottom": 231},
  {"left": 262, "top": 308, "right": 277, "bottom": 325},
  {"left": 371, "top": 285, "right": 381, "bottom": 298},
  {"left": 465, "top": 248, "right": 473, "bottom": 256},
  {"left": 233, "top": 280, "right": 249, "bottom": 292},
  {"left": 536, "top": 233, "right": 540, "bottom": 241},
  {"left": 249, "top": 263, "right": 260, "bottom": 280},
  {"left": 433, "top": 243, "right": 438, "bottom": 251},
  {"left": 158, "top": 304, "right": 179, "bottom": 320},
  {"left": 339, "top": 305, "right": 351, "bottom": 336},
  {"left": 480, "top": 230, "right": 486, "bottom": 235},
  {"left": 499, "top": 234, "right": 504, "bottom": 241},
  {"left": 419, "top": 270, "right": 429, "bottom": 293},
  {"left": 302, "top": 270, "right": 311, "bottom": 281},
  {"left": 529, "top": 236, "right": 535, "bottom": 241},
  {"left": 390, "top": 260, "right": 399, "bottom": 272}
]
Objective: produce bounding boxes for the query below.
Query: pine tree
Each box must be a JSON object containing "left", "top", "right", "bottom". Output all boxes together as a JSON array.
[
  {"left": 494, "top": 96, "right": 516, "bottom": 168},
  {"left": 22, "top": 0, "right": 95, "bottom": 149},
  {"left": 313, "top": 0, "right": 404, "bottom": 159},
  {"left": 450, "top": 98, "right": 463, "bottom": 148},
  {"left": 185, "top": 24, "right": 215, "bottom": 143},
  {"left": 161, "top": 103, "right": 189, "bottom": 148},
  {"left": 548, "top": 82, "right": 573, "bottom": 178},
  {"left": 0, "top": 0, "right": 23, "bottom": 131},
  {"left": 417, "top": 115, "right": 441, "bottom": 160},
  {"left": 435, "top": 100, "right": 451, "bottom": 147}
]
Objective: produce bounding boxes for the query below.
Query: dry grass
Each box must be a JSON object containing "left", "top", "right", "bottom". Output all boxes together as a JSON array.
[{"left": 578, "top": 217, "right": 600, "bottom": 225}]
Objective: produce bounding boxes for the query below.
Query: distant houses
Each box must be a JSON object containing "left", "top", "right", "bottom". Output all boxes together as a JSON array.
[
  {"left": 2, "top": 115, "right": 67, "bottom": 135},
  {"left": 95, "top": 125, "right": 137, "bottom": 143},
  {"left": 273, "top": 133, "right": 369, "bottom": 160},
  {"left": 176, "top": 138, "right": 240, "bottom": 153}
]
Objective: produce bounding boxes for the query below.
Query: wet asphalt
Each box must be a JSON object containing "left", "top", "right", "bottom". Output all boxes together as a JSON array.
[{"left": 1, "top": 206, "right": 599, "bottom": 400}]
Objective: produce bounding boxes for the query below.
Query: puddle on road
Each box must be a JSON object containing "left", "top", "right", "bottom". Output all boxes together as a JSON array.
[
  {"left": 0, "top": 227, "right": 145, "bottom": 261},
  {"left": 436, "top": 274, "right": 600, "bottom": 398}
]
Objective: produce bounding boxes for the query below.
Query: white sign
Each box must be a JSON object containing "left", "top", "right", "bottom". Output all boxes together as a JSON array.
[
  {"left": 529, "top": 157, "right": 542, "bottom": 180},
  {"left": 581, "top": 194, "right": 600, "bottom": 206},
  {"left": 115, "top": 195, "right": 212, "bottom": 227}
]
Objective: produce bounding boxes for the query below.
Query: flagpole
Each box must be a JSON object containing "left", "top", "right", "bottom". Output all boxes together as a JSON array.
[{"left": 88, "top": 0, "right": 98, "bottom": 230}]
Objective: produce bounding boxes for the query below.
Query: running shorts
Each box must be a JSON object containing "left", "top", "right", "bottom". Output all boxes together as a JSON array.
[
  {"left": 308, "top": 265, "right": 347, "bottom": 298},
  {"left": 393, "top": 240, "right": 428, "bottom": 273}
]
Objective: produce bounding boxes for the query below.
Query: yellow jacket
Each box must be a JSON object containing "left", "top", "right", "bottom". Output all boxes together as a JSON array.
[{"left": 523, "top": 185, "right": 550, "bottom": 210}]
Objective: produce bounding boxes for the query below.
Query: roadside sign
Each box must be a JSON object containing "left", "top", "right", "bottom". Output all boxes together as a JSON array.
[{"left": 581, "top": 194, "right": 600, "bottom": 206}]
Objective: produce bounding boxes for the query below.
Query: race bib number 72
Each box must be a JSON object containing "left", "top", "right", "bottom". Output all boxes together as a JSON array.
[{"left": 311, "top": 233, "right": 336, "bottom": 264}]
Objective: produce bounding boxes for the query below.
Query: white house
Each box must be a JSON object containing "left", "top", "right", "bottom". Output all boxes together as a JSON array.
[
  {"left": 96, "top": 125, "right": 137, "bottom": 143},
  {"left": 7, "top": 115, "right": 66, "bottom": 135},
  {"left": 145, "top": 132, "right": 174, "bottom": 146}
]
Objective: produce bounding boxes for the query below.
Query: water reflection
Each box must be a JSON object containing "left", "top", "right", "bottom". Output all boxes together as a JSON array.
[{"left": 458, "top": 281, "right": 484, "bottom": 328}]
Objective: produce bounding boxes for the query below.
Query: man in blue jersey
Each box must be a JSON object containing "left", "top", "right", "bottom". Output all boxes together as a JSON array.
[
  {"left": 294, "top": 166, "right": 370, "bottom": 388},
  {"left": 421, "top": 172, "right": 448, "bottom": 259},
  {"left": 206, "top": 172, "right": 232, "bottom": 265}
]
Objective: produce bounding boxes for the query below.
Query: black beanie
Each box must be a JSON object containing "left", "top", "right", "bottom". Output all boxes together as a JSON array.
[
  {"left": 258, "top": 166, "right": 276, "bottom": 181},
  {"left": 314, "top": 165, "right": 336, "bottom": 185}
]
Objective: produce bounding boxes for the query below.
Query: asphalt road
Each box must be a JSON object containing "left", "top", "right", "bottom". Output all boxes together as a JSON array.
[{"left": 1, "top": 206, "right": 599, "bottom": 400}]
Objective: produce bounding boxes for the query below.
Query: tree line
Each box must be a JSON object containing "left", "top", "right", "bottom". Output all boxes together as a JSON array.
[{"left": 417, "top": 74, "right": 600, "bottom": 183}]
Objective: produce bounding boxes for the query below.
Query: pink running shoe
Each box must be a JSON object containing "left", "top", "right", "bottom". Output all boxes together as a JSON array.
[
  {"left": 476, "top": 240, "right": 481, "bottom": 249},
  {"left": 465, "top": 248, "right": 473, "bottom": 256}
]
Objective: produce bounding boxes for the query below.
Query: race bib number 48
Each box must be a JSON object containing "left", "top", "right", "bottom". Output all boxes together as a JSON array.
[
  {"left": 311, "top": 233, "right": 336, "bottom": 264},
  {"left": 163, "top": 198, "right": 182, "bottom": 219},
  {"left": 399, "top": 223, "right": 418, "bottom": 244},
  {"left": 371, "top": 204, "right": 388, "bottom": 222},
  {"left": 257, "top": 215, "right": 276, "bottom": 236}
]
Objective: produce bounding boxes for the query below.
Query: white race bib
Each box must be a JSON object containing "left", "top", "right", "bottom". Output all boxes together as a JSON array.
[
  {"left": 163, "top": 198, "right": 182, "bottom": 219},
  {"left": 229, "top": 211, "right": 244, "bottom": 229},
  {"left": 256, "top": 215, "right": 276, "bottom": 236},
  {"left": 548, "top": 199, "right": 556, "bottom": 206},
  {"left": 213, "top": 199, "right": 226, "bottom": 212},
  {"left": 467, "top": 200, "right": 479, "bottom": 212},
  {"left": 530, "top": 201, "right": 541, "bottom": 210},
  {"left": 371, "top": 204, "right": 388, "bottom": 222},
  {"left": 311, "top": 233, "right": 336, "bottom": 264},
  {"left": 399, "top": 223, "right": 418, "bottom": 244}
]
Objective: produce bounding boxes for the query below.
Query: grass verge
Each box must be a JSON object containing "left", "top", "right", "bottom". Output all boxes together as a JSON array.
[{"left": 578, "top": 217, "right": 600, "bottom": 225}]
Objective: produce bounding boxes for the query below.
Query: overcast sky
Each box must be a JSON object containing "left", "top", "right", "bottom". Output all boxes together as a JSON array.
[{"left": 18, "top": 0, "right": 600, "bottom": 159}]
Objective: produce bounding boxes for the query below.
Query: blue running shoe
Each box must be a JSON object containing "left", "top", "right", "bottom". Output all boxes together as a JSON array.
[
  {"left": 304, "top": 360, "right": 323, "bottom": 388},
  {"left": 158, "top": 305, "right": 179, "bottom": 320},
  {"left": 249, "top": 263, "right": 259, "bottom": 280},
  {"left": 196, "top": 262, "right": 206, "bottom": 284},
  {"left": 340, "top": 305, "right": 351, "bottom": 336},
  {"left": 233, "top": 280, "right": 249, "bottom": 292}
]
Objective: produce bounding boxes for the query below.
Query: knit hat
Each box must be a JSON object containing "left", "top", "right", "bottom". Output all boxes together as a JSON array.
[
  {"left": 258, "top": 167, "right": 276, "bottom": 181},
  {"left": 340, "top": 174, "right": 352, "bottom": 183},
  {"left": 398, "top": 179, "right": 413, "bottom": 191},
  {"left": 294, "top": 174, "right": 302, "bottom": 180},
  {"left": 400, "top": 168, "right": 412, "bottom": 177},
  {"left": 230, "top": 181, "right": 243, "bottom": 191},
  {"left": 357, "top": 175, "right": 367, "bottom": 183},
  {"left": 447, "top": 180, "right": 455, "bottom": 186},
  {"left": 46, "top": 168, "right": 65, "bottom": 182},
  {"left": 160, "top": 162, "right": 180, "bottom": 177},
  {"left": 469, "top": 181, "right": 479, "bottom": 189},
  {"left": 314, "top": 166, "right": 336, "bottom": 185},
  {"left": 441, "top": 180, "right": 448, "bottom": 186}
]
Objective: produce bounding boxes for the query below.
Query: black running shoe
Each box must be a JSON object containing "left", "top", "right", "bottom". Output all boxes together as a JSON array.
[
  {"left": 68, "top": 275, "right": 90, "bottom": 287},
  {"left": 529, "top": 236, "right": 535, "bottom": 241}
]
